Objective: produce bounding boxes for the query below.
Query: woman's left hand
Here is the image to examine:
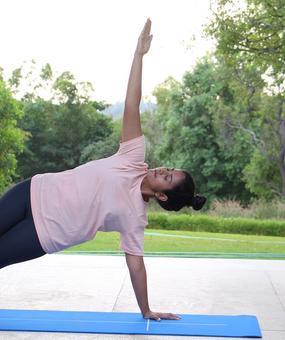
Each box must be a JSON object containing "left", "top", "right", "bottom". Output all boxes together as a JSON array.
[
  {"left": 136, "top": 18, "right": 153, "bottom": 56},
  {"left": 143, "top": 310, "right": 181, "bottom": 321}
]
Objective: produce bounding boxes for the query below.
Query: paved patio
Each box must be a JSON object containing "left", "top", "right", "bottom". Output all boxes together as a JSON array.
[{"left": 0, "top": 254, "right": 284, "bottom": 339}]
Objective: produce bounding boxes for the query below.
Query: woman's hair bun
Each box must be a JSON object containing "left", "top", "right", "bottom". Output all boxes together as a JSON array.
[{"left": 191, "top": 195, "right": 207, "bottom": 210}]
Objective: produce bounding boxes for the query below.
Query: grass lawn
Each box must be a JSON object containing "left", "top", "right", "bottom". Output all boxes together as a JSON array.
[{"left": 63, "top": 228, "right": 285, "bottom": 259}]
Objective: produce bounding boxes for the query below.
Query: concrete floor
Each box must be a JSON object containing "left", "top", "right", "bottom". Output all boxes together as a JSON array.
[{"left": 0, "top": 254, "right": 284, "bottom": 340}]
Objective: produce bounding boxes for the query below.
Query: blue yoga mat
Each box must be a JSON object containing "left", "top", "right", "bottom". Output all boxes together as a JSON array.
[{"left": 0, "top": 309, "right": 262, "bottom": 338}]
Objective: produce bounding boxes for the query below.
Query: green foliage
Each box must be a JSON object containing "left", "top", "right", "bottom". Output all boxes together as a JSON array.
[
  {"left": 141, "top": 109, "right": 164, "bottom": 168},
  {"left": 8, "top": 67, "right": 22, "bottom": 89},
  {"left": 211, "top": 62, "right": 266, "bottom": 200},
  {"left": 207, "top": 0, "right": 285, "bottom": 76},
  {"left": 206, "top": 0, "right": 285, "bottom": 199},
  {"left": 153, "top": 64, "right": 221, "bottom": 200},
  {"left": 0, "top": 79, "right": 26, "bottom": 192},
  {"left": 152, "top": 59, "right": 256, "bottom": 202},
  {"left": 243, "top": 149, "right": 281, "bottom": 199},
  {"left": 40, "top": 63, "right": 53, "bottom": 81},
  {"left": 12, "top": 62, "right": 115, "bottom": 178},
  {"left": 53, "top": 72, "right": 78, "bottom": 104},
  {"left": 17, "top": 99, "right": 114, "bottom": 177},
  {"left": 80, "top": 118, "right": 121, "bottom": 163},
  {"left": 147, "top": 212, "right": 285, "bottom": 236}
]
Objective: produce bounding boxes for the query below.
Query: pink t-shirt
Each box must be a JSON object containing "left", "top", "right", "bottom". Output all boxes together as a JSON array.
[{"left": 30, "top": 135, "right": 149, "bottom": 255}]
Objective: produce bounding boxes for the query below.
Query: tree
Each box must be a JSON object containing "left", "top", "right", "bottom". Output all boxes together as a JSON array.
[
  {"left": 80, "top": 118, "right": 121, "bottom": 163},
  {"left": 140, "top": 108, "right": 163, "bottom": 168},
  {"left": 207, "top": 0, "right": 285, "bottom": 76},
  {"left": 206, "top": 0, "right": 285, "bottom": 198},
  {"left": 242, "top": 93, "right": 285, "bottom": 198},
  {"left": 52, "top": 101, "right": 113, "bottom": 170},
  {"left": 0, "top": 78, "right": 25, "bottom": 192},
  {"left": 153, "top": 60, "right": 255, "bottom": 202},
  {"left": 11, "top": 62, "right": 114, "bottom": 178}
]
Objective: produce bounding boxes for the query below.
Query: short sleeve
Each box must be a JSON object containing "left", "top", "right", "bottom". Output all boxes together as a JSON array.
[
  {"left": 116, "top": 135, "right": 146, "bottom": 163},
  {"left": 120, "top": 226, "right": 144, "bottom": 256}
]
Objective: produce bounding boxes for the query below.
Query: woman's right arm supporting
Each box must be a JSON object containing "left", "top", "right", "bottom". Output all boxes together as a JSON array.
[
  {"left": 125, "top": 253, "right": 181, "bottom": 321},
  {"left": 125, "top": 253, "right": 151, "bottom": 316}
]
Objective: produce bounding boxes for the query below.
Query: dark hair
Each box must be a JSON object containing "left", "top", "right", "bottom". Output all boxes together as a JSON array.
[{"left": 156, "top": 170, "right": 206, "bottom": 212}]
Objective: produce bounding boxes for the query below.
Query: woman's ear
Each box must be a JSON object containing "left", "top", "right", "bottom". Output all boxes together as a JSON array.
[{"left": 155, "top": 192, "right": 168, "bottom": 202}]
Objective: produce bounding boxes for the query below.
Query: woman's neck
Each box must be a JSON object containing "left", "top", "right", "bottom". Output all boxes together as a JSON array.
[{"left": 140, "top": 176, "right": 153, "bottom": 202}]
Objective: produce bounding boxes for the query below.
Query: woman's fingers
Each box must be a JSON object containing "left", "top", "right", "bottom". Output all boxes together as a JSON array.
[
  {"left": 141, "top": 18, "right": 152, "bottom": 38},
  {"left": 136, "top": 19, "right": 153, "bottom": 55},
  {"left": 160, "top": 313, "right": 181, "bottom": 320},
  {"left": 144, "top": 311, "right": 181, "bottom": 321},
  {"left": 142, "top": 18, "right": 152, "bottom": 35}
]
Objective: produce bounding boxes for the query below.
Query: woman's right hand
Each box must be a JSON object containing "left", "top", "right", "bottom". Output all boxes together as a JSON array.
[
  {"left": 143, "top": 310, "right": 181, "bottom": 322},
  {"left": 135, "top": 18, "right": 153, "bottom": 56}
]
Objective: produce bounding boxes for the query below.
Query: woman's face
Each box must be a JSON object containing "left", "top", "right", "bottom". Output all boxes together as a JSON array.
[{"left": 147, "top": 167, "right": 186, "bottom": 194}]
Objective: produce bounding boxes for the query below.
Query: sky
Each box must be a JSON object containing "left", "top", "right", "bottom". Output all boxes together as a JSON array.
[{"left": 1, "top": 0, "right": 215, "bottom": 103}]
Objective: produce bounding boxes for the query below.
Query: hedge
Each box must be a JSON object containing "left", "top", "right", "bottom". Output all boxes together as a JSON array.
[{"left": 147, "top": 212, "right": 285, "bottom": 237}]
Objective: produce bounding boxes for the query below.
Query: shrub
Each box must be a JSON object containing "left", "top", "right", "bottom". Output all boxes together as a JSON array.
[{"left": 147, "top": 212, "right": 285, "bottom": 237}]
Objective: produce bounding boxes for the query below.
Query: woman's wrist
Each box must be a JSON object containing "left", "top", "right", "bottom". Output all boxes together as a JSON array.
[
  {"left": 134, "top": 50, "right": 144, "bottom": 57},
  {"left": 142, "top": 309, "right": 152, "bottom": 318}
]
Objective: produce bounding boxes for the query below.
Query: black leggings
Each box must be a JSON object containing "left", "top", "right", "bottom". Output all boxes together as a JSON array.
[{"left": 0, "top": 178, "right": 46, "bottom": 269}]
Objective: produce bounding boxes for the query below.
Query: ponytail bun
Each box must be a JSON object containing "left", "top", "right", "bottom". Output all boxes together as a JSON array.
[{"left": 191, "top": 195, "right": 207, "bottom": 210}]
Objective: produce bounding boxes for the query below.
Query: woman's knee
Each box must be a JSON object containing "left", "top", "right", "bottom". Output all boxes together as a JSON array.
[{"left": 0, "top": 218, "right": 46, "bottom": 269}]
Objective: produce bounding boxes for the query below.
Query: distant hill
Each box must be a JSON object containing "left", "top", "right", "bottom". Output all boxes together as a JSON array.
[{"left": 103, "top": 101, "right": 156, "bottom": 119}]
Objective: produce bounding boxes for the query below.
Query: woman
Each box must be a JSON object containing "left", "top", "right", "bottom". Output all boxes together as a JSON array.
[{"left": 0, "top": 19, "right": 206, "bottom": 321}]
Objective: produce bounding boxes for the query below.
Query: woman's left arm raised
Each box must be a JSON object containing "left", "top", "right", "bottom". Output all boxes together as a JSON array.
[{"left": 121, "top": 18, "right": 153, "bottom": 143}]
